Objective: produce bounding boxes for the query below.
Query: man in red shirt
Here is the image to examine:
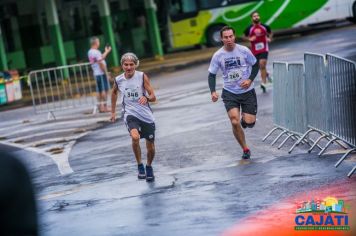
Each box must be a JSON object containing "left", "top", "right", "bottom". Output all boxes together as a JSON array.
[{"left": 244, "top": 11, "right": 273, "bottom": 93}]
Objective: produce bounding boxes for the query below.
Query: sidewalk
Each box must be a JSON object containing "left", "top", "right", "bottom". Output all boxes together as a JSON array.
[
  {"left": 109, "top": 46, "right": 219, "bottom": 76},
  {"left": 135, "top": 46, "right": 218, "bottom": 75}
]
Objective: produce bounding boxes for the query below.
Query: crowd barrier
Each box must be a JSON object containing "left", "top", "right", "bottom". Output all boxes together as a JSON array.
[
  {"left": 263, "top": 53, "right": 356, "bottom": 177},
  {"left": 28, "top": 63, "right": 111, "bottom": 119}
]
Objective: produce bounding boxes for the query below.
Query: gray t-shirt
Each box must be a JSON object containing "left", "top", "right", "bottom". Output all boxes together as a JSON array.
[
  {"left": 208, "top": 44, "right": 257, "bottom": 94},
  {"left": 115, "top": 71, "right": 155, "bottom": 123}
]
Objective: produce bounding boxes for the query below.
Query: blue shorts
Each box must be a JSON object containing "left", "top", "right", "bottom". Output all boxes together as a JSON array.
[{"left": 95, "top": 74, "right": 109, "bottom": 93}]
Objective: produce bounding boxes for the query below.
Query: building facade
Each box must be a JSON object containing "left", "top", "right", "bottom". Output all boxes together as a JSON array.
[{"left": 0, "top": 0, "right": 163, "bottom": 71}]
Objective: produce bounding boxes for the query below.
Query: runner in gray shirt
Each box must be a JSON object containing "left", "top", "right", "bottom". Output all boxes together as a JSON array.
[
  {"left": 110, "top": 53, "right": 157, "bottom": 181},
  {"left": 208, "top": 26, "right": 259, "bottom": 160}
]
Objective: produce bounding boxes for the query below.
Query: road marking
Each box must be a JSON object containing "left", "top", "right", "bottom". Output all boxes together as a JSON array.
[{"left": 0, "top": 114, "right": 109, "bottom": 176}]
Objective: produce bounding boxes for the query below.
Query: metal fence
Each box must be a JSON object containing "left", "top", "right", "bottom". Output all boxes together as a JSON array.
[
  {"left": 263, "top": 62, "right": 311, "bottom": 149},
  {"left": 28, "top": 63, "right": 110, "bottom": 119},
  {"left": 262, "top": 62, "right": 288, "bottom": 145},
  {"left": 327, "top": 54, "right": 356, "bottom": 177},
  {"left": 263, "top": 52, "right": 356, "bottom": 177}
]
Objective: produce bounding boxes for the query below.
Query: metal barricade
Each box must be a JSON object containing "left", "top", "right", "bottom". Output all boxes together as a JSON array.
[
  {"left": 288, "top": 53, "right": 346, "bottom": 154},
  {"left": 264, "top": 52, "right": 355, "bottom": 177},
  {"left": 327, "top": 53, "right": 356, "bottom": 178},
  {"left": 289, "top": 63, "right": 307, "bottom": 136},
  {"left": 276, "top": 63, "right": 309, "bottom": 149},
  {"left": 28, "top": 63, "right": 110, "bottom": 119},
  {"left": 262, "top": 62, "right": 289, "bottom": 144},
  {"left": 263, "top": 62, "right": 311, "bottom": 149}
]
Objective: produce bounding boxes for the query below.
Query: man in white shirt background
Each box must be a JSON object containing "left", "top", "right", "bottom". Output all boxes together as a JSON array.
[{"left": 88, "top": 36, "right": 112, "bottom": 112}]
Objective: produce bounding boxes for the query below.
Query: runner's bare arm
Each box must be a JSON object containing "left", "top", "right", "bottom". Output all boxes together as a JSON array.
[
  {"left": 143, "top": 73, "right": 156, "bottom": 102},
  {"left": 98, "top": 61, "right": 107, "bottom": 73},
  {"left": 110, "top": 82, "right": 118, "bottom": 121}
]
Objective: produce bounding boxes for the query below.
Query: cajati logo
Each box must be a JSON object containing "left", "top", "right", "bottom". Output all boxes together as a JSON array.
[{"left": 294, "top": 197, "right": 350, "bottom": 231}]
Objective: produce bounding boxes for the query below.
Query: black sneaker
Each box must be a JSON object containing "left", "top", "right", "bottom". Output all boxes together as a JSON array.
[
  {"left": 260, "top": 84, "right": 266, "bottom": 93},
  {"left": 242, "top": 150, "right": 251, "bottom": 159},
  {"left": 146, "top": 165, "right": 155, "bottom": 182},
  {"left": 240, "top": 119, "right": 247, "bottom": 129},
  {"left": 138, "top": 163, "right": 146, "bottom": 179}
]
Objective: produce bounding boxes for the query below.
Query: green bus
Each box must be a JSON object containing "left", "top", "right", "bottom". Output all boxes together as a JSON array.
[{"left": 162, "top": 0, "right": 356, "bottom": 48}]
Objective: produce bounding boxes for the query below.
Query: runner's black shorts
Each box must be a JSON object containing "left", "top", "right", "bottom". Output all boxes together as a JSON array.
[
  {"left": 221, "top": 89, "right": 258, "bottom": 115},
  {"left": 255, "top": 52, "right": 268, "bottom": 61},
  {"left": 125, "top": 115, "right": 155, "bottom": 142}
]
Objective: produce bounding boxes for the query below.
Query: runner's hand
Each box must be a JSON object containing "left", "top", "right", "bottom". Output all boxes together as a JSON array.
[
  {"left": 211, "top": 92, "right": 219, "bottom": 102},
  {"left": 240, "top": 79, "right": 252, "bottom": 89},
  {"left": 249, "top": 36, "right": 256, "bottom": 42},
  {"left": 138, "top": 96, "right": 148, "bottom": 105},
  {"left": 110, "top": 112, "right": 116, "bottom": 122}
]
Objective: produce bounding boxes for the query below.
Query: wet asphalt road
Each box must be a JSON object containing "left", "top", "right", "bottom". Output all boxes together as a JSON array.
[{"left": 1, "top": 24, "right": 356, "bottom": 235}]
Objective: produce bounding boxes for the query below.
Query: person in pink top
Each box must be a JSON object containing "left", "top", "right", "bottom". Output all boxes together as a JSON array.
[{"left": 244, "top": 11, "right": 273, "bottom": 93}]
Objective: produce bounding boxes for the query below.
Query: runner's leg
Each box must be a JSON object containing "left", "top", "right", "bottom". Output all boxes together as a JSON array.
[
  {"left": 227, "top": 108, "right": 248, "bottom": 150},
  {"left": 130, "top": 129, "right": 142, "bottom": 164},
  {"left": 259, "top": 59, "right": 268, "bottom": 84},
  {"left": 146, "top": 140, "right": 155, "bottom": 166}
]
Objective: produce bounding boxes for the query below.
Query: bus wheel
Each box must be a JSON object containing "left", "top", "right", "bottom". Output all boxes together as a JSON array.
[{"left": 207, "top": 25, "right": 224, "bottom": 47}]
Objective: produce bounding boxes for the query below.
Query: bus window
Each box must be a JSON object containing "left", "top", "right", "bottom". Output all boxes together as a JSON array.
[
  {"left": 198, "top": 0, "right": 260, "bottom": 10},
  {"left": 170, "top": 0, "right": 198, "bottom": 22},
  {"left": 182, "top": 0, "right": 198, "bottom": 13},
  {"left": 229, "top": 0, "right": 260, "bottom": 4},
  {"left": 170, "top": 0, "right": 198, "bottom": 15},
  {"left": 198, "top": 0, "right": 227, "bottom": 9}
]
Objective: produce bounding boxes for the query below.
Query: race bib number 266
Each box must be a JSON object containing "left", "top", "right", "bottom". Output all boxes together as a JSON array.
[{"left": 228, "top": 70, "right": 243, "bottom": 81}]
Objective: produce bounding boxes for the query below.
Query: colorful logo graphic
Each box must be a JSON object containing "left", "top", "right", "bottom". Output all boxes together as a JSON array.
[{"left": 295, "top": 197, "right": 350, "bottom": 231}]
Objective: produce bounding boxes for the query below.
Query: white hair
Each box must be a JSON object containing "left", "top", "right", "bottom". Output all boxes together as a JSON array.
[{"left": 120, "top": 52, "right": 139, "bottom": 67}]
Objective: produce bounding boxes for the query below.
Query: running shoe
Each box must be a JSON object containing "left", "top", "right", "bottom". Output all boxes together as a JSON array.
[
  {"left": 260, "top": 83, "right": 267, "bottom": 93},
  {"left": 267, "top": 73, "right": 273, "bottom": 83},
  {"left": 138, "top": 163, "right": 146, "bottom": 179},
  {"left": 146, "top": 165, "right": 155, "bottom": 182},
  {"left": 242, "top": 150, "right": 251, "bottom": 160},
  {"left": 240, "top": 119, "right": 247, "bottom": 129}
]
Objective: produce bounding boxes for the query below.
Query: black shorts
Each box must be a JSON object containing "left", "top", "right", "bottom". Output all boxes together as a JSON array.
[
  {"left": 125, "top": 115, "right": 155, "bottom": 142},
  {"left": 255, "top": 52, "right": 268, "bottom": 61},
  {"left": 221, "top": 89, "right": 257, "bottom": 115}
]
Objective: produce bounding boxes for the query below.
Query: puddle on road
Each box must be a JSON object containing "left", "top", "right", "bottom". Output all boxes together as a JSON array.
[
  {"left": 49, "top": 199, "right": 100, "bottom": 211},
  {"left": 74, "top": 128, "right": 87, "bottom": 134},
  {"left": 13, "top": 139, "right": 25, "bottom": 143},
  {"left": 32, "top": 142, "right": 46, "bottom": 147},
  {"left": 237, "top": 159, "right": 253, "bottom": 166},
  {"left": 47, "top": 147, "right": 64, "bottom": 154},
  {"left": 97, "top": 120, "right": 110, "bottom": 124}
]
